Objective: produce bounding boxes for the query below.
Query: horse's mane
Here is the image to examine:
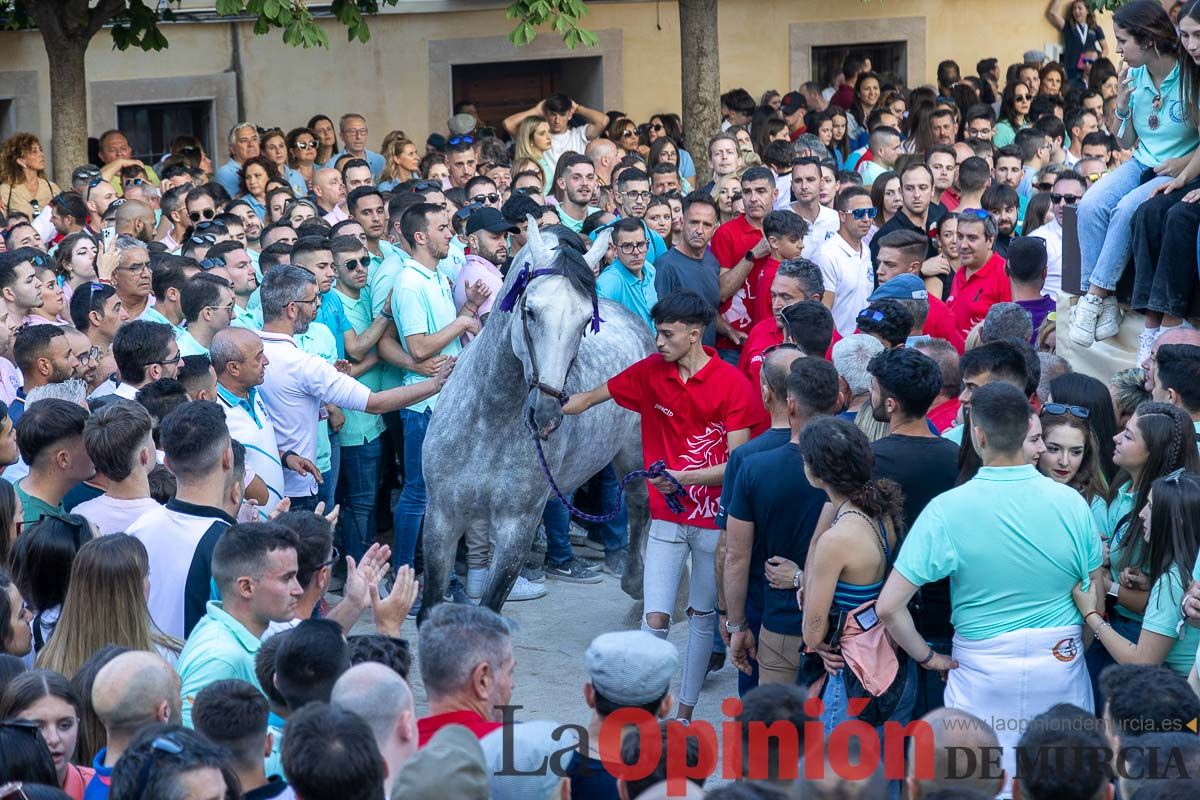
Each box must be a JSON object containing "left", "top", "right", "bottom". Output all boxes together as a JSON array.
[{"left": 498, "top": 223, "right": 597, "bottom": 308}]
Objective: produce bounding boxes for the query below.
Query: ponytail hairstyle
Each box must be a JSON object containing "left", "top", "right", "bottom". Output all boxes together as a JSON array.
[
  {"left": 1115, "top": 402, "right": 1200, "bottom": 573},
  {"left": 798, "top": 416, "right": 906, "bottom": 533},
  {"left": 1143, "top": 469, "right": 1200, "bottom": 599}
]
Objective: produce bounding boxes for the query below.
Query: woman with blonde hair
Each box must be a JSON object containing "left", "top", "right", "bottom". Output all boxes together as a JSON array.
[
  {"left": 36, "top": 534, "right": 181, "bottom": 680},
  {"left": 0, "top": 133, "right": 60, "bottom": 218},
  {"left": 379, "top": 136, "right": 420, "bottom": 192},
  {"left": 514, "top": 115, "right": 555, "bottom": 193}
]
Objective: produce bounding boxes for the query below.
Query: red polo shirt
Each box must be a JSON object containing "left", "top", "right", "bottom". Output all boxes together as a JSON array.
[
  {"left": 739, "top": 319, "right": 841, "bottom": 408},
  {"left": 608, "top": 347, "right": 764, "bottom": 527},
  {"left": 710, "top": 216, "right": 769, "bottom": 350},
  {"left": 751, "top": 257, "right": 781, "bottom": 327},
  {"left": 927, "top": 397, "right": 961, "bottom": 433},
  {"left": 417, "top": 710, "right": 502, "bottom": 747},
  {"left": 940, "top": 188, "right": 961, "bottom": 212},
  {"left": 947, "top": 252, "right": 1011, "bottom": 337},
  {"left": 924, "top": 295, "right": 966, "bottom": 353}
]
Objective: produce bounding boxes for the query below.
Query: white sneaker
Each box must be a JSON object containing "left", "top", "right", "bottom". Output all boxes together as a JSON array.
[
  {"left": 1095, "top": 296, "right": 1123, "bottom": 341},
  {"left": 1136, "top": 327, "right": 1163, "bottom": 369},
  {"left": 1070, "top": 294, "right": 1104, "bottom": 348},
  {"left": 507, "top": 575, "right": 547, "bottom": 601}
]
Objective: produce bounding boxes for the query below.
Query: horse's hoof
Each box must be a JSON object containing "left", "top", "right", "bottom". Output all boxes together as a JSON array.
[{"left": 621, "top": 570, "right": 644, "bottom": 600}]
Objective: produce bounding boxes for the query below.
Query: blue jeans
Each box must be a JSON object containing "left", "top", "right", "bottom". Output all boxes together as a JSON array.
[
  {"left": 338, "top": 436, "right": 381, "bottom": 563},
  {"left": 1077, "top": 158, "right": 1170, "bottom": 292},
  {"left": 392, "top": 408, "right": 430, "bottom": 568},
  {"left": 1086, "top": 614, "right": 1142, "bottom": 711},
  {"left": 577, "top": 465, "right": 628, "bottom": 554},
  {"left": 543, "top": 497, "right": 572, "bottom": 567},
  {"left": 288, "top": 494, "right": 321, "bottom": 513},
  {"left": 319, "top": 430, "right": 341, "bottom": 513}
]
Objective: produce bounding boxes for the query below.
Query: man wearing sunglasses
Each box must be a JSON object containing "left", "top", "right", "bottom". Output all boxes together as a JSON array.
[
  {"left": 183, "top": 183, "right": 220, "bottom": 228},
  {"left": 324, "top": 113, "right": 386, "bottom": 179},
  {"left": 465, "top": 175, "right": 503, "bottom": 212},
  {"left": 1027, "top": 169, "right": 1087, "bottom": 296},
  {"left": 503, "top": 93, "right": 608, "bottom": 165}
]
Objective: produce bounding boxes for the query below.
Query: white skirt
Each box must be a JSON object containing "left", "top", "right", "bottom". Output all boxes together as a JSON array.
[{"left": 945, "top": 624, "right": 1093, "bottom": 798}]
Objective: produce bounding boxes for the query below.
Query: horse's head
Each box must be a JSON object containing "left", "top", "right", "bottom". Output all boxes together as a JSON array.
[{"left": 504, "top": 217, "right": 610, "bottom": 439}]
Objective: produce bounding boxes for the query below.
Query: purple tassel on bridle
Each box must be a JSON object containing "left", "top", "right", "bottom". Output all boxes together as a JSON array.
[{"left": 499, "top": 266, "right": 603, "bottom": 333}]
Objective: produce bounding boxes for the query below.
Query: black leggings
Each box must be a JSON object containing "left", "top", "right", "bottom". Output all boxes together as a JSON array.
[{"left": 1131, "top": 177, "right": 1200, "bottom": 319}]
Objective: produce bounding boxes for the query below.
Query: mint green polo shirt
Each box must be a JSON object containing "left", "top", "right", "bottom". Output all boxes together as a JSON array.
[
  {"left": 232, "top": 302, "right": 263, "bottom": 331},
  {"left": 1142, "top": 565, "right": 1200, "bottom": 677},
  {"left": 175, "top": 329, "right": 209, "bottom": 357},
  {"left": 140, "top": 306, "right": 186, "bottom": 338},
  {"left": 370, "top": 249, "right": 409, "bottom": 391},
  {"left": 335, "top": 287, "right": 385, "bottom": 447},
  {"left": 177, "top": 601, "right": 263, "bottom": 728},
  {"left": 1124, "top": 63, "right": 1199, "bottom": 168},
  {"left": 596, "top": 261, "right": 658, "bottom": 330},
  {"left": 296, "top": 321, "right": 338, "bottom": 473},
  {"left": 1107, "top": 482, "right": 1142, "bottom": 622},
  {"left": 393, "top": 260, "right": 460, "bottom": 414},
  {"left": 895, "top": 464, "right": 1102, "bottom": 641},
  {"left": 558, "top": 205, "right": 600, "bottom": 234},
  {"left": 942, "top": 424, "right": 964, "bottom": 445},
  {"left": 16, "top": 483, "right": 62, "bottom": 525}
]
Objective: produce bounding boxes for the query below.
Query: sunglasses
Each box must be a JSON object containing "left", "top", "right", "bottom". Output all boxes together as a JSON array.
[
  {"left": 179, "top": 145, "right": 201, "bottom": 156},
  {"left": 319, "top": 545, "right": 342, "bottom": 571},
  {"left": 621, "top": 129, "right": 637, "bottom": 138},
  {"left": 199, "top": 255, "right": 227, "bottom": 270},
  {"left": 1051, "top": 193, "right": 1081, "bottom": 204},
  {"left": 187, "top": 233, "right": 218, "bottom": 246},
  {"left": 650, "top": 123, "right": 665, "bottom": 131},
  {"left": 28, "top": 253, "right": 52, "bottom": 268},
  {"left": 513, "top": 187, "right": 540, "bottom": 196},
  {"left": 960, "top": 208, "right": 990, "bottom": 219},
  {"left": 123, "top": 178, "right": 145, "bottom": 187},
  {"left": 1085, "top": 172, "right": 1106, "bottom": 183},
  {"left": 133, "top": 736, "right": 185, "bottom": 800},
  {"left": 87, "top": 177, "right": 106, "bottom": 189},
  {"left": 1035, "top": 182, "right": 1056, "bottom": 191},
  {"left": 454, "top": 202, "right": 484, "bottom": 221},
  {"left": 194, "top": 219, "right": 228, "bottom": 232},
  {"left": 858, "top": 309, "right": 886, "bottom": 323},
  {"left": 850, "top": 207, "right": 878, "bottom": 220},
  {"left": 762, "top": 342, "right": 802, "bottom": 357},
  {"left": 448, "top": 134, "right": 475, "bottom": 146},
  {"left": 411, "top": 180, "right": 442, "bottom": 193},
  {"left": 294, "top": 141, "right": 317, "bottom": 150},
  {"left": 337, "top": 255, "right": 371, "bottom": 270},
  {"left": 470, "top": 193, "right": 500, "bottom": 205},
  {"left": 188, "top": 208, "right": 216, "bottom": 222},
  {"left": 1043, "top": 402, "right": 1089, "bottom": 419}
]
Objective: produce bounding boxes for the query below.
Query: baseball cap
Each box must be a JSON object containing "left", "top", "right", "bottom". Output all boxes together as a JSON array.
[
  {"left": 869, "top": 273, "right": 928, "bottom": 302},
  {"left": 781, "top": 91, "right": 806, "bottom": 116},
  {"left": 585, "top": 630, "right": 679, "bottom": 707},
  {"left": 426, "top": 133, "right": 448, "bottom": 152},
  {"left": 72, "top": 164, "right": 102, "bottom": 184},
  {"left": 466, "top": 207, "right": 520, "bottom": 236},
  {"left": 1024, "top": 49, "right": 1047, "bottom": 65},
  {"left": 448, "top": 113, "right": 477, "bottom": 137}
]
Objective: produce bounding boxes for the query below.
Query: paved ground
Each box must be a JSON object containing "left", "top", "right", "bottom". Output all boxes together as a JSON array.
[{"left": 348, "top": 550, "right": 741, "bottom": 730}]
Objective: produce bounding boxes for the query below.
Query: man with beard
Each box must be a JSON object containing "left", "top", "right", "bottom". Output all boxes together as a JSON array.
[
  {"left": 455, "top": 208, "right": 516, "bottom": 340},
  {"left": 869, "top": 162, "right": 946, "bottom": 267},
  {"left": 113, "top": 200, "right": 157, "bottom": 243},
  {"left": 555, "top": 155, "right": 600, "bottom": 235},
  {"left": 0, "top": 248, "right": 47, "bottom": 326},
  {"left": 981, "top": 183, "right": 1020, "bottom": 255}
]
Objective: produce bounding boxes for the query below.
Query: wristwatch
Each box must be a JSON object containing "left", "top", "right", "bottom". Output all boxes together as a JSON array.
[
  {"left": 792, "top": 570, "right": 803, "bottom": 589},
  {"left": 725, "top": 619, "right": 747, "bottom": 634},
  {"left": 744, "top": 249, "right": 756, "bottom": 263}
]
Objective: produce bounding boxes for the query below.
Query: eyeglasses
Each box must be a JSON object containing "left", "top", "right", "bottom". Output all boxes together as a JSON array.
[
  {"left": 147, "top": 351, "right": 181, "bottom": 368},
  {"left": 76, "top": 346, "right": 101, "bottom": 366},
  {"left": 28, "top": 253, "right": 52, "bottom": 268},
  {"left": 620, "top": 129, "right": 638, "bottom": 139},
  {"left": 1014, "top": 94, "right": 1032, "bottom": 102},
  {"left": 206, "top": 302, "right": 236, "bottom": 315},
  {"left": 617, "top": 240, "right": 649, "bottom": 254},
  {"left": 194, "top": 220, "right": 228, "bottom": 234},
  {"left": 133, "top": 736, "right": 185, "bottom": 800},
  {"left": 762, "top": 342, "right": 802, "bottom": 357},
  {"left": 115, "top": 261, "right": 152, "bottom": 274},
  {"left": 87, "top": 177, "right": 106, "bottom": 189},
  {"left": 471, "top": 193, "right": 501, "bottom": 205},
  {"left": 1085, "top": 172, "right": 1106, "bottom": 183},
  {"left": 454, "top": 202, "right": 484, "bottom": 222},
  {"left": 621, "top": 191, "right": 652, "bottom": 201},
  {"left": 1051, "top": 193, "right": 1081, "bottom": 204},
  {"left": 123, "top": 178, "right": 145, "bottom": 187},
  {"left": 411, "top": 180, "right": 442, "bottom": 193},
  {"left": 513, "top": 187, "right": 540, "bottom": 197},
  {"left": 337, "top": 256, "right": 371, "bottom": 270},
  {"left": 850, "top": 207, "right": 878, "bottom": 220},
  {"left": 291, "top": 296, "right": 320, "bottom": 308},
  {"left": 319, "top": 545, "right": 341, "bottom": 571},
  {"left": 448, "top": 134, "right": 475, "bottom": 146},
  {"left": 1043, "top": 402, "right": 1090, "bottom": 419},
  {"left": 188, "top": 208, "right": 216, "bottom": 222}
]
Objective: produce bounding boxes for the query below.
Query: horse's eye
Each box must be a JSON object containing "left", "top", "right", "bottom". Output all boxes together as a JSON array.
[{"left": 525, "top": 308, "right": 536, "bottom": 322}]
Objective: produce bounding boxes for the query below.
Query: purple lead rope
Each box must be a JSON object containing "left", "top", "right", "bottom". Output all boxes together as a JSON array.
[{"left": 529, "top": 427, "right": 685, "bottom": 522}]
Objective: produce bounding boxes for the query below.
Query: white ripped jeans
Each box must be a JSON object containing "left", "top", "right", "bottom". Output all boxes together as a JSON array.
[{"left": 641, "top": 519, "right": 719, "bottom": 708}]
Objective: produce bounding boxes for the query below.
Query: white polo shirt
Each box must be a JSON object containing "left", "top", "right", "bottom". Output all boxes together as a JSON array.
[
  {"left": 1028, "top": 218, "right": 1064, "bottom": 296},
  {"left": 217, "top": 383, "right": 285, "bottom": 512},
  {"left": 256, "top": 330, "right": 371, "bottom": 497},
  {"left": 798, "top": 204, "right": 841, "bottom": 259},
  {"left": 812, "top": 231, "right": 874, "bottom": 337}
]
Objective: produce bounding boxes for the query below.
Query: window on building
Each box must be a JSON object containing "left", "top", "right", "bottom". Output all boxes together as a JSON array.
[
  {"left": 812, "top": 42, "right": 907, "bottom": 90},
  {"left": 116, "top": 100, "right": 213, "bottom": 163}
]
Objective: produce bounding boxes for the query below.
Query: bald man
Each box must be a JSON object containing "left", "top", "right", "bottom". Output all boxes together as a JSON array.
[
  {"left": 330, "top": 663, "right": 418, "bottom": 796},
  {"left": 585, "top": 138, "right": 620, "bottom": 187},
  {"left": 312, "top": 168, "right": 348, "bottom": 223},
  {"left": 907, "top": 708, "right": 1005, "bottom": 799},
  {"left": 113, "top": 200, "right": 157, "bottom": 244},
  {"left": 87, "top": 650, "right": 182, "bottom": 797},
  {"left": 1142, "top": 325, "right": 1200, "bottom": 392}
]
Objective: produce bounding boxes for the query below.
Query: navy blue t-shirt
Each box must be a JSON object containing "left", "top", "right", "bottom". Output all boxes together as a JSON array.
[{"left": 726, "top": 442, "right": 828, "bottom": 636}]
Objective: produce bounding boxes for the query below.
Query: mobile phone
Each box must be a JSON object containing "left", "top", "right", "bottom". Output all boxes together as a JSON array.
[{"left": 102, "top": 226, "right": 116, "bottom": 245}]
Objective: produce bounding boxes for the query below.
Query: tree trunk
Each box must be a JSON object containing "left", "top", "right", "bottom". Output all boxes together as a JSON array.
[
  {"left": 678, "top": 0, "right": 720, "bottom": 186},
  {"left": 42, "top": 34, "right": 90, "bottom": 185}
]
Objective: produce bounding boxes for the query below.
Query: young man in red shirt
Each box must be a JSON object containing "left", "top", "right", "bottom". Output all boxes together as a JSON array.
[
  {"left": 947, "top": 211, "right": 1011, "bottom": 338},
  {"left": 563, "top": 290, "right": 763, "bottom": 721},
  {"left": 739, "top": 258, "right": 824, "bottom": 390},
  {"left": 709, "top": 167, "right": 779, "bottom": 364},
  {"left": 874, "top": 229, "right": 966, "bottom": 352},
  {"left": 749, "top": 210, "right": 808, "bottom": 326}
]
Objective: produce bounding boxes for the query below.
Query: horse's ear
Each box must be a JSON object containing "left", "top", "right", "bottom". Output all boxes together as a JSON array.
[
  {"left": 526, "top": 214, "right": 552, "bottom": 266},
  {"left": 584, "top": 228, "right": 612, "bottom": 272}
]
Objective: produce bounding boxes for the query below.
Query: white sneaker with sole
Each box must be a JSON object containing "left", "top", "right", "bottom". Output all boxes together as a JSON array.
[
  {"left": 1070, "top": 294, "right": 1104, "bottom": 348},
  {"left": 1136, "top": 327, "right": 1163, "bottom": 369},
  {"left": 507, "top": 575, "right": 547, "bottom": 601},
  {"left": 1095, "top": 296, "right": 1123, "bottom": 341}
]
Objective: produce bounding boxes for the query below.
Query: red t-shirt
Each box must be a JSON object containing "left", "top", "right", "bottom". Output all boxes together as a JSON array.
[
  {"left": 608, "top": 348, "right": 765, "bottom": 527},
  {"left": 924, "top": 295, "right": 967, "bottom": 353},
  {"left": 947, "top": 252, "right": 1011, "bottom": 337},
  {"left": 710, "top": 216, "right": 769, "bottom": 350},
  {"left": 417, "top": 710, "right": 502, "bottom": 747},
  {"left": 940, "top": 188, "right": 961, "bottom": 212},
  {"left": 739, "top": 319, "right": 841, "bottom": 410},
  {"left": 831, "top": 84, "right": 855, "bottom": 111},
  {"left": 751, "top": 257, "right": 781, "bottom": 327},
  {"left": 927, "top": 397, "right": 961, "bottom": 433}
]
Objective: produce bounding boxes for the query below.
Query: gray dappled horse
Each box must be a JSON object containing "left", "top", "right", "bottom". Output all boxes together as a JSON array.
[{"left": 419, "top": 220, "right": 655, "bottom": 617}]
